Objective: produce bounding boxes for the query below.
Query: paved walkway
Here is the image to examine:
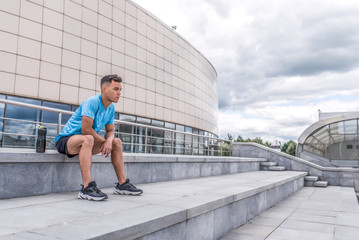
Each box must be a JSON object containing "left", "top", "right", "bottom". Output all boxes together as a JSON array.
[
  {"left": 0, "top": 171, "right": 305, "bottom": 240},
  {"left": 221, "top": 186, "right": 359, "bottom": 240}
]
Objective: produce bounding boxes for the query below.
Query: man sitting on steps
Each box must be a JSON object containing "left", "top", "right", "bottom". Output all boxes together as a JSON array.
[{"left": 55, "top": 74, "right": 142, "bottom": 201}]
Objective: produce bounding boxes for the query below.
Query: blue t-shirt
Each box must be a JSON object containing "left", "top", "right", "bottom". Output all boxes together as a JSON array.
[{"left": 55, "top": 94, "right": 115, "bottom": 142}]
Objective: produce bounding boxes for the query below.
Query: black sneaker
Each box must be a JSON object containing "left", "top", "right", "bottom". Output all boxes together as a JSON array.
[
  {"left": 78, "top": 181, "right": 108, "bottom": 201},
  {"left": 114, "top": 179, "right": 143, "bottom": 195}
]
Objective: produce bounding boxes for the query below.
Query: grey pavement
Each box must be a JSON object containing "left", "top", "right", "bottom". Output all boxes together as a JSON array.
[
  {"left": 220, "top": 186, "right": 359, "bottom": 240},
  {"left": 0, "top": 171, "right": 306, "bottom": 240}
]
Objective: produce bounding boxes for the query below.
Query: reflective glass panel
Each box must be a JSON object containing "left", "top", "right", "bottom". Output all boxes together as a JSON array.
[
  {"left": 165, "top": 122, "right": 175, "bottom": 129},
  {"left": 120, "top": 114, "right": 136, "bottom": 122},
  {"left": 3, "top": 96, "right": 41, "bottom": 148},
  {"left": 0, "top": 95, "right": 4, "bottom": 144},
  {"left": 137, "top": 117, "right": 151, "bottom": 125},
  {"left": 42, "top": 101, "right": 72, "bottom": 124},
  {"left": 344, "top": 120, "right": 357, "bottom": 134}
]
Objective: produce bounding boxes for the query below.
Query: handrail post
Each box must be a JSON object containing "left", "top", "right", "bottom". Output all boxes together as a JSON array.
[
  {"left": 58, "top": 113, "right": 62, "bottom": 134},
  {"left": 230, "top": 141, "right": 233, "bottom": 156},
  {"left": 144, "top": 126, "right": 148, "bottom": 154},
  {"left": 192, "top": 135, "right": 194, "bottom": 155},
  {"left": 220, "top": 141, "right": 223, "bottom": 156},
  {"left": 207, "top": 137, "right": 210, "bottom": 156},
  {"left": 171, "top": 131, "right": 174, "bottom": 154}
]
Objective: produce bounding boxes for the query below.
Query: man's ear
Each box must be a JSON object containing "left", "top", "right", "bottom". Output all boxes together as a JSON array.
[{"left": 101, "top": 83, "right": 106, "bottom": 92}]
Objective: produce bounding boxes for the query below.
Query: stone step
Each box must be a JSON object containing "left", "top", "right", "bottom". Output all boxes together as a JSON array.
[
  {"left": 260, "top": 162, "right": 278, "bottom": 166},
  {"left": 221, "top": 186, "right": 359, "bottom": 240},
  {"left": 0, "top": 171, "right": 307, "bottom": 240},
  {"left": 304, "top": 176, "right": 319, "bottom": 182},
  {"left": 269, "top": 166, "right": 286, "bottom": 171},
  {"left": 314, "top": 181, "right": 328, "bottom": 187},
  {"left": 0, "top": 152, "right": 266, "bottom": 199}
]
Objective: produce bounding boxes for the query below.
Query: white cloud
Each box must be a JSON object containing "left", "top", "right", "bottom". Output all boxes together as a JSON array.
[{"left": 132, "top": 0, "right": 359, "bottom": 142}]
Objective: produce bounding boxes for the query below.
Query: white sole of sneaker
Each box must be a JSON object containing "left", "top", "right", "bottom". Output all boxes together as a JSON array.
[
  {"left": 78, "top": 191, "right": 106, "bottom": 201},
  {"left": 113, "top": 189, "right": 142, "bottom": 195}
]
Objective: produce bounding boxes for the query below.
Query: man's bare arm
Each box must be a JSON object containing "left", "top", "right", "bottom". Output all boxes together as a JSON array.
[
  {"left": 100, "top": 124, "right": 115, "bottom": 157},
  {"left": 104, "top": 124, "right": 115, "bottom": 141},
  {"left": 81, "top": 116, "right": 105, "bottom": 143}
]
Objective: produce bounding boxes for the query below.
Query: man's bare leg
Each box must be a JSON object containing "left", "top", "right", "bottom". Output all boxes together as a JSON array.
[
  {"left": 91, "top": 138, "right": 126, "bottom": 184},
  {"left": 111, "top": 138, "right": 126, "bottom": 184},
  {"left": 67, "top": 135, "right": 94, "bottom": 188}
]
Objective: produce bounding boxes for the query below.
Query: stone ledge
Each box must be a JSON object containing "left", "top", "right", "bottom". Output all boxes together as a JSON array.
[
  {"left": 0, "top": 153, "right": 265, "bottom": 199},
  {"left": 0, "top": 171, "right": 307, "bottom": 240},
  {"left": 233, "top": 142, "right": 359, "bottom": 172},
  {"left": 0, "top": 151, "right": 267, "bottom": 163}
]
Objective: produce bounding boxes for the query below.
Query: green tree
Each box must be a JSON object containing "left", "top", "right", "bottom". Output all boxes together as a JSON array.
[
  {"left": 281, "top": 141, "right": 290, "bottom": 153},
  {"left": 236, "top": 135, "right": 244, "bottom": 142},
  {"left": 281, "top": 140, "right": 297, "bottom": 156},
  {"left": 263, "top": 141, "right": 272, "bottom": 147}
]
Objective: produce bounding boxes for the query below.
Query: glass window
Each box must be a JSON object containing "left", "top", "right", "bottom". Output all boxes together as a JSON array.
[
  {"left": 42, "top": 101, "right": 72, "bottom": 124},
  {"left": 120, "top": 114, "right": 136, "bottom": 122},
  {"left": 176, "top": 124, "right": 184, "bottom": 132},
  {"left": 4, "top": 96, "right": 41, "bottom": 148},
  {"left": 42, "top": 101, "right": 72, "bottom": 149},
  {"left": 6, "top": 96, "right": 41, "bottom": 121},
  {"left": 184, "top": 127, "right": 193, "bottom": 155},
  {"left": 344, "top": 120, "right": 357, "bottom": 134},
  {"left": 136, "top": 117, "right": 151, "bottom": 125},
  {"left": 185, "top": 127, "right": 192, "bottom": 133},
  {"left": 165, "top": 122, "right": 175, "bottom": 129},
  {"left": 152, "top": 120, "right": 164, "bottom": 127},
  {"left": 0, "top": 94, "right": 5, "bottom": 144}
]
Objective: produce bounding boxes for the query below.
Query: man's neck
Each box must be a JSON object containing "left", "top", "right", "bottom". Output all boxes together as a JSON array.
[{"left": 101, "top": 94, "right": 111, "bottom": 109}]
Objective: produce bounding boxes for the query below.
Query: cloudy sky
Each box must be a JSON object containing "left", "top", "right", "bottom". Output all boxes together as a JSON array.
[{"left": 132, "top": 0, "right": 359, "bottom": 143}]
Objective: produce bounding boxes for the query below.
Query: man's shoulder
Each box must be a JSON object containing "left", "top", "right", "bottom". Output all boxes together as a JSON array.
[
  {"left": 85, "top": 94, "right": 100, "bottom": 103},
  {"left": 82, "top": 95, "right": 101, "bottom": 107}
]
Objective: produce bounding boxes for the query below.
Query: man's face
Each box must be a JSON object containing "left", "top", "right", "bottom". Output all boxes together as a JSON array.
[{"left": 102, "top": 80, "right": 122, "bottom": 103}]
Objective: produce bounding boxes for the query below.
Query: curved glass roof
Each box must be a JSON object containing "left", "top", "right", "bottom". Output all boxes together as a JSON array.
[{"left": 298, "top": 115, "right": 359, "bottom": 166}]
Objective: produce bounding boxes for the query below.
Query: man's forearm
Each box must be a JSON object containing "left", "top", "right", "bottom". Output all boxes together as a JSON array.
[
  {"left": 105, "top": 130, "right": 114, "bottom": 142},
  {"left": 82, "top": 128, "right": 105, "bottom": 143}
]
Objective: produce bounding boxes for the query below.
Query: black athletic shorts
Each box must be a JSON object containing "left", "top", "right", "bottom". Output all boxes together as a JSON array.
[{"left": 55, "top": 136, "right": 78, "bottom": 158}]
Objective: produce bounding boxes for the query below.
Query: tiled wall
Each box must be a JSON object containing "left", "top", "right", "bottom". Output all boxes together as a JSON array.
[{"left": 0, "top": 0, "right": 219, "bottom": 135}]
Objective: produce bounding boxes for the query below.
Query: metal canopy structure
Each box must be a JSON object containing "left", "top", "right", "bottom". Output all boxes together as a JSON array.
[{"left": 297, "top": 113, "right": 359, "bottom": 166}]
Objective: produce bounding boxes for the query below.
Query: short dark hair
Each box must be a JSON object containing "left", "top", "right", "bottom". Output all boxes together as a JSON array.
[{"left": 101, "top": 74, "right": 122, "bottom": 86}]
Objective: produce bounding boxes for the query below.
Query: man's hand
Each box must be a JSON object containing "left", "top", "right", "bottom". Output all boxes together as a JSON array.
[{"left": 100, "top": 138, "right": 113, "bottom": 157}]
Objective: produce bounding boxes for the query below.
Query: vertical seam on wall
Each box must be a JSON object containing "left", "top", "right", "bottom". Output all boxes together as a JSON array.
[
  {"left": 14, "top": 1, "right": 22, "bottom": 93},
  {"left": 37, "top": 0, "right": 45, "bottom": 98},
  {"left": 59, "top": 0, "right": 66, "bottom": 103}
]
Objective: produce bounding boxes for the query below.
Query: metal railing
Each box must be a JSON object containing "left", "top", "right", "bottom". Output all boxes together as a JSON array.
[{"left": 0, "top": 98, "right": 232, "bottom": 156}]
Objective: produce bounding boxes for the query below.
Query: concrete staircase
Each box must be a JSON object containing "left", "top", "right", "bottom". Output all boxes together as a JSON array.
[
  {"left": 0, "top": 171, "right": 307, "bottom": 240},
  {"left": 0, "top": 151, "right": 311, "bottom": 240},
  {"left": 261, "top": 161, "right": 329, "bottom": 188},
  {"left": 304, "top": 175, "right": 328, "bottom": 187},
  {"left": 260, "top": 161, "right": 286, "bottom": 171}
]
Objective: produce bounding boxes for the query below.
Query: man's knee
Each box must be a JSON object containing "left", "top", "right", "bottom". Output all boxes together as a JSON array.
[
  {"left": 113, "top": 138, "right": 123, "bottom": 150},
  {"left": 82, "top": 135, "right": 95, "bottom": 147}
]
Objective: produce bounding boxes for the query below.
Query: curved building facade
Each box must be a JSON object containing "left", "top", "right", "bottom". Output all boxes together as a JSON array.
[
  {"left": 297, "top": 112, "right": 359, "bottom": 167},
  {"left": 0, "top": 0, "right": 219, "bottom": 149}
]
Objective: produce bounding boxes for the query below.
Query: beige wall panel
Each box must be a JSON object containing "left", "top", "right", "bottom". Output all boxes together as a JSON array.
[
  {"left": 79, "top": 88, "right": 96, "bottom": 104},
  {"left": 15, "top": 75, "right": 38, "bottom": 98},
  {"left": 60, "top": 84, "right": 78, "bottom": 104},
  {"left": 0, "top": 72, "right": 15, "bottom": 94},
  {"left": 40, "top": 62, "right": 61, "bottom": 83},
  {"left": 16, "top": 56, "right": 40, "bottom": 78},
  {"left": 0, "top": 32, "right": 18, "bottom": 54},
  {"left": 38, "top": 80, "right": 60, "bottom": 101},
  {"left": 80, "top": 72, "right": 96, "bottom": 90}
]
